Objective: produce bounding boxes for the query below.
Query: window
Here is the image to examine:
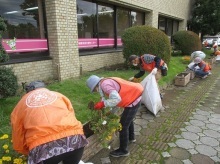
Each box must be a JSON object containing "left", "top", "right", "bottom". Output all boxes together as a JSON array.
[
  {"left": 0, "top": 0, "right": 47, "bottom": 55},
  {"left": 131, "top": 11, "right": 144, "bottom": 26},
  {"left": 97, "top": 3, "right": 114, "bottom": 48},
  {"left": 158, "top": 16, "right": 179, "bottom": 42},
  {"left": 77, "top": 0, "right": 145, "bottom": 51}
]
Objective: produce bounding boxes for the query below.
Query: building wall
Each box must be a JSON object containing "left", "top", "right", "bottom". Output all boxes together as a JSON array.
[
  {"left": 45, "top": 0, "right": 80, "bottom": 81},
  {"left": 109, "top": 0, "right": 191, "bottom": 29},
  {"left": 2, "top": 0, "right": 192, "bottom": 83},
  {"left": 1, "top": 60, "right": 53, "bottom": 85},
  {"left": 80, "top": 52, "right": 124, "bottom": 72}
]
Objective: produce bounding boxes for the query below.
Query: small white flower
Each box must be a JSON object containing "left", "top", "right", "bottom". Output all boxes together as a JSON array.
[
  {"left": 108, "top": 146, "right": 111, "bottom": 149},
  {"left": 102, "top": 120, "right": 107, "bottom": 125}
]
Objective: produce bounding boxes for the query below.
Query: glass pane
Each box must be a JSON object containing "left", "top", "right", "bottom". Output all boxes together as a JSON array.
[
  {"left": 1, "top": 0, "right": 44, "bottom": 39},
  {"left": 167, "top": 19, "right": 172, "bottom": 42},
  {"left": 98, "top": 4, "right": 114, "bottom": 48},
  {"left": 131, "top": 11, "right": 144, "bottom": 26},
  {"left": 0, "top": 0, "right": 48, "bottom": 54},
  {"left": 117, "top": 8, "right": 129, "bottom": 46},
  {"left": 77, "top": 0, "right": 97, "bottom": 49},
  {"left": 158, "top": 17, "right": 165, "bottom": 33},
  {"left": 173, "top": 21, "right": 178, "bottom": 34}
]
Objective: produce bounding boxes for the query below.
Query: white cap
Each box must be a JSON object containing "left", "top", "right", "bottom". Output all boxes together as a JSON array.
[
  {"left": 86, "top": 75, "right": 103, "bottom": 92},
  {"left": 194, "top": 57, "right": 202, "bottom": 64}
]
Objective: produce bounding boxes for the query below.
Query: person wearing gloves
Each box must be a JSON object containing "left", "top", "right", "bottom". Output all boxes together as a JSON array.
[
  {"left": 128, "top": 54, "right": 167, "bottom": 99},
  {"left": 192, "top": 57, "right": 212, "bottom": 79},
  {"left": 11, "top": 81, "right": 90, "bottom": 164},
  {"left": 86, "top": 75, "right": 143, "bottom": 158},
  {"left": 128, "top": 54, "right": 167, "bottom": 82}
]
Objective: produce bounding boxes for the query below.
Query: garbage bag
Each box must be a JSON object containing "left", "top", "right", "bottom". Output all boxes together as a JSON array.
[
  {"left": 216, "top": 55, "right": 220, "bottom": 61},
  {"left": 140, "top": 72, "right": 163, "bottom": 115},
  {"left": 187, "top": 62, "right": 200, "bottom": 70},
  {"left": 190, "top": 51, "right": 206, "bottom": 60}
]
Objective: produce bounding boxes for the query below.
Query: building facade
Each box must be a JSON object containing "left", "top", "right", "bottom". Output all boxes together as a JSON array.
[{"left": 0, "top": 0, "right": 192, "bottom": 84}]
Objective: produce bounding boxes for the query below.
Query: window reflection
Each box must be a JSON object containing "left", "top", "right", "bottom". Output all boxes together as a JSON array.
[
  {"left": 0, "top": 0, "right": 47, "bottom": 54},
  {"left": 158, "top": 16, "right": 179, "bottom": 42},
  {"left": 98, "top": 4, "right": 114, "bottom": 48},
  {"left": 131, "top": 11, "right": 143, "bottom": 26},
  {"left": 0, "top": 0, "right": 45, "bottom": 39},
  {"left": 77, "top": 0, "right": 145, "bottom": 50}
]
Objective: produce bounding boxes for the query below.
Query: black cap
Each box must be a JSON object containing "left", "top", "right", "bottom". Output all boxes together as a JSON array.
[
  {"left": 128, "top": 55, "right": 138, "bottom": 62},
  {"left": 25, "top": 81, "right": 45, "bottom": 93}
]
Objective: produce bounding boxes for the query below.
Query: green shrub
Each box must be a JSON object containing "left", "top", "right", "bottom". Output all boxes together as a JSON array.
[
  {"left": 173, "top": 30, "right": 202, "bottom": 55},
  {"left": 0, "top": 17, "right": 9, "bottom": 63},
  {"left": 0, "top": 67, "right": 18, "bottom": 98},
  {"left": 0, "top": 43, "right": 9, "bottom": 63},
  {"left": 121, "top": 25, "right": 171, "bottom": 64}
]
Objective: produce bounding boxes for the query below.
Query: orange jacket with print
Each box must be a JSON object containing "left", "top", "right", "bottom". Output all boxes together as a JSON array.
[{"left": 11, "top": 88, "right": 84, "bottom": 155}]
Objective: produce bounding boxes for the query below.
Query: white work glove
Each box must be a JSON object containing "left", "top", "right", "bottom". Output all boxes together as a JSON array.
[
  {"left": 128, "top": 77, "right": 134, "bottom": 81},
  {"left": 151, "top": 68, "right": 157, "bottom": 75}
]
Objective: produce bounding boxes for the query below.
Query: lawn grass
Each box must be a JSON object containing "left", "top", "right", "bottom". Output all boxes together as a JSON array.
[
  {"left": 1, "top": 53, "right": 215, "bottom": 161},
  {"left": 0, "top": 56, "right": 189, "bottom": 126},
  {"left": 0, "top": 52, "right": 214, "bottom": 127}
]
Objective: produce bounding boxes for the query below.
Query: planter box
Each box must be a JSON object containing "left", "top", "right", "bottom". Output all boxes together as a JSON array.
[
  {"left": 175, "top": 72, "right": 190, "bottom": 86},
  {"left": 183, "top": 70, "right": 195, "bottom": 80}
]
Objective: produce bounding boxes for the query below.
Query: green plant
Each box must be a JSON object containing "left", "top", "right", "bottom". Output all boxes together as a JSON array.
[
  {"left": 173, "top": 30, "right": 202, "bottom": 55},
  {"left": 0, "top": 67, "right": 18, "bottom": 98},
  {"left": 121, "top": 25, "right": 171, "bottom": 65},
  {"left": 0, "top": 17, "right": 9, "bottom": 63},
  {"left": 0, "top": 133, "right": 27, "bottom": 164},
  {"left": 88, "top": 101, "right": 122, "bottom": 148}
]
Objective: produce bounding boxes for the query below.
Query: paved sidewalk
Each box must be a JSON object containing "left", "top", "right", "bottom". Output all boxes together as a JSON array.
[{"left": 87, "top": 62, "right": 220, "bottom": 164}]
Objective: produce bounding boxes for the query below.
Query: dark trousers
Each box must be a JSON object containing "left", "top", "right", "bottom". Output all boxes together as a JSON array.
[
  {"left": 119, "top": 101, "right": 140, "bottom": 152},
  {"left": 43, "top": 147, "right": 84, "bottom": 164}
]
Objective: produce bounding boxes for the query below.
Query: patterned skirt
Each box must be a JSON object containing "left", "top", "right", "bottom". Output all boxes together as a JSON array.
[{"left": 28, "top": 134, "right": 88, "bottom": 164}]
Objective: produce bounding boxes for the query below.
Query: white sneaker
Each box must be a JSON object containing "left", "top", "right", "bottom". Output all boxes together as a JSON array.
[
  {"left": 78, "top": 160, "right": 94, "bottom": 164},
  {"left": 201, "top": 75, "right": 208, "bottom": 79},
  {"left": 208, "top": 72, "right": 212, "bottom": 75}
]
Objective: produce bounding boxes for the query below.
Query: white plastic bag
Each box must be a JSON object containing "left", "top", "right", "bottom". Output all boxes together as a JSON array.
[
  {"left": 216, "top": 55, "right": 220, "bottom": 61},
  {"left": 188, "top": 62, "right": 200, "bottom": 70},
  {"left": 140, "top": 72, "right": 163, "bottom": 115},
  {"left": 190, "top": 51, "right": 206, "bottom": 60}
]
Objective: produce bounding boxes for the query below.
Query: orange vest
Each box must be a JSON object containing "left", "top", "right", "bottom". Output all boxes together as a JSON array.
[
  {"left": 214, "top": 50, "right": 220, "bottom": 55},
  {"left": 140, "top": 56, "right": 164, "bottom": 72},
  {"left": 101, "top": 77, "right": 143, "bottom": 108},
  {"left": 11, "top": 88, "right": 84, "bottom": 155},
  {"left": 198, "top": 61, "right": 211, "bottom": 72}
]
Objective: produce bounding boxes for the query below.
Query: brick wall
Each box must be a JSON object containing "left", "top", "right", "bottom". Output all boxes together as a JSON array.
[
  {"left": 80, "top": 52, "right": 124, "bottom": 72},
  {"left": 1, "top": 60, "right": 53, "bottom": 85},
  {"left": 1, "top": 0, "right": 192, "bottom": 83},
  {"left": 45, "top": 0, "right": 80, "bottom": 81}
]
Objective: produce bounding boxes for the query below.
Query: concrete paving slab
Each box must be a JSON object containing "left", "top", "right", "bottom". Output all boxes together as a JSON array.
[
  {"left": 181, "top": 131, "right": 199, "bottom": 141},
  {"left": 185, "top": 125, "right": 202, "bottom": 133},
  {"left": 195, "top": 145, "right": 217, "bottom": 156},
  {"left": 191, "top": 154, "right": 215, "bottom": 164},
  {"left": 200, "top": 137, "right": 219, "bottom": 147},
  {"left": 175, "top": 139, "right": 195, "bottom": 149},
  {"left": 203, "top": 129, "right": 220, "bottom": 138},
  {"left": 169, "top": 147, "right": 190, "bottom": 160}
]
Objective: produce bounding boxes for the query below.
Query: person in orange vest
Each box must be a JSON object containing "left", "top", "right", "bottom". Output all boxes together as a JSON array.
[
  {"left": 11, "top": 81, "right": 90, "bottom": 164},
  {"left": 86, "top": 75, "right": 143, "bottom": 158},
  {"left": 192, "top": 57, "right": 212, "bottom": 79},
  {"left": 213, "top": 41, "right": 218, "bottom": 53},
  {"left": 128, "top": 54, "right": 167, "bottom": 98}
]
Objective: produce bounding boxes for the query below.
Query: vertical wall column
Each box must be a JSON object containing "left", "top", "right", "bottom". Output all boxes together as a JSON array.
[
  {"left": 45, "top": 0, "right": 80, "bottom": 81},
  {"left": 145, "top": 11, "right": 159, "bottom": 28},
  {"left": 179, "top": 20, "right": 187, "bottom": 31}
]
